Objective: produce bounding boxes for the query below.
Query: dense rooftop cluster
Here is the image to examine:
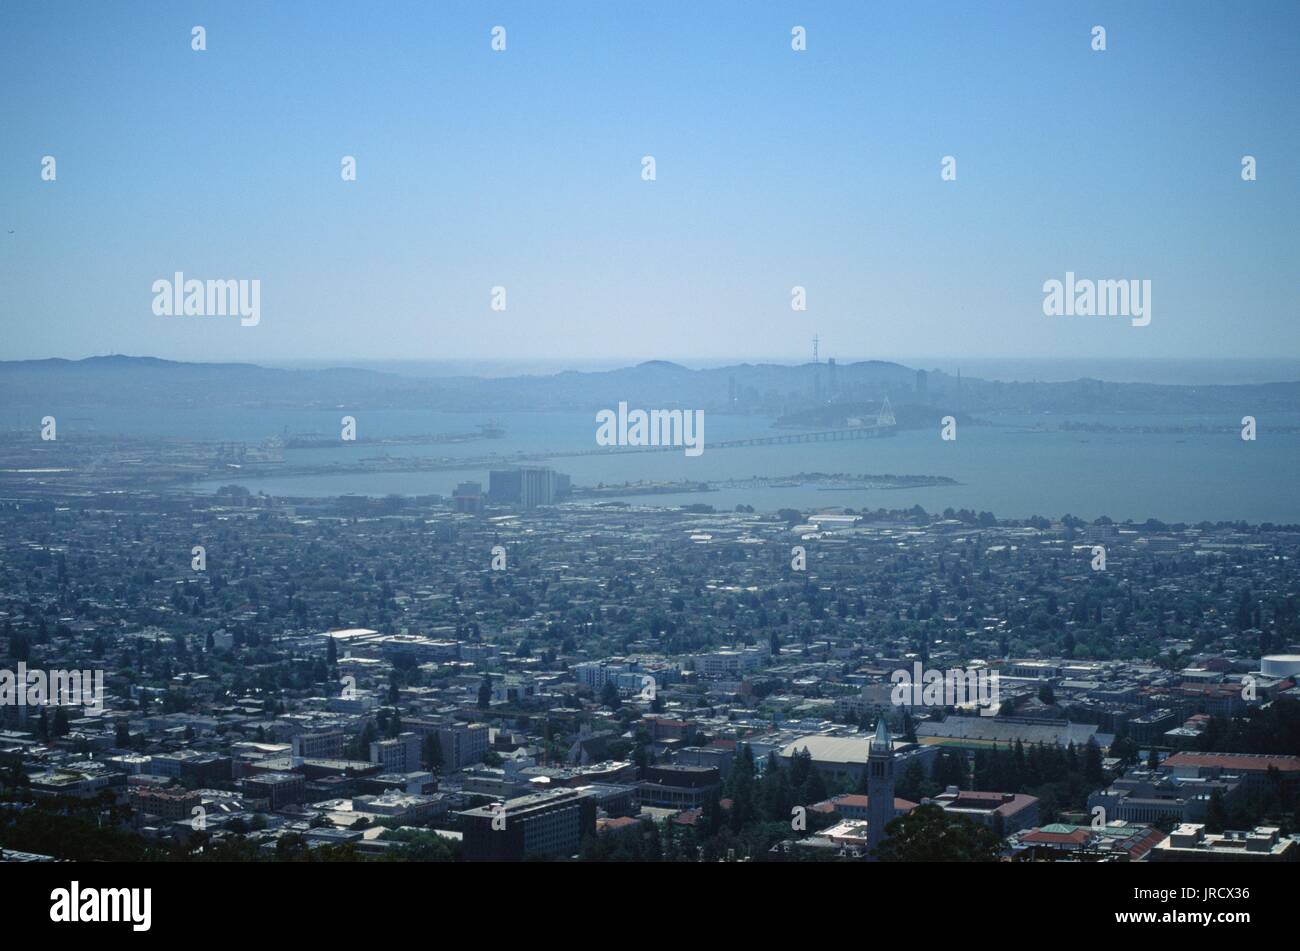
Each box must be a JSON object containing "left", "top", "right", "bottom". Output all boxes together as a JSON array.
[{"left": 2, "top": 489, "right": 1298, "bottom": 862}]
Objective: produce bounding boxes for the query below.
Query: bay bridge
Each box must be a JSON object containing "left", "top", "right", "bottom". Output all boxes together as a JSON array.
[
  {"left": 578, "top": 411, "right": 896, "bottom": 456},
  {"left": 207, "top": 399, "right": 898, "bottom": 480},
  {"left": 552, "top": 397, "right": 897, "bottom": 456}
]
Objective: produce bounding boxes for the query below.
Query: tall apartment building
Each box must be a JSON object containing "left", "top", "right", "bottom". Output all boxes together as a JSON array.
[
  {"left": 292, "top": 731, "right": 346, "bottom": 760},
  {"left": 488, "top": 467, "right": 563, "bottom": 509},
  {"left": 438, "top": 722, "right": 489, "bottom": 771},
  {"left": 488, "top": 468, "right": 522, "bottom": 502},
  {"left": 459, "top": 788, "right": 596, "bottom": 861},
  {"left": 519, "top": 467, "right": 555, "bottom": 509},
  {"left": 370, "top": 732, "right": 421, "bottom": 773}
]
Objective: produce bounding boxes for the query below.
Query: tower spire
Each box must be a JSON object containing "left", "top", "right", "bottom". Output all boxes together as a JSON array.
[{"left": 866, "top": 718, "right": 896, "bottom": 858}]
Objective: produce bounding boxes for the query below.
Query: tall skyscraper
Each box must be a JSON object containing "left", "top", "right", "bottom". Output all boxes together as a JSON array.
[
  {"left": 519, "top": 466, "right": 556, "bottom": 510},
  {"left": 488, "top": 468, "right": 523, "bottom": 502},
  {"left": 452, "top": 481, "right": 484, "bottom": 514},
  {"left": 867, "top": 719, "right": 895, "bottom": 858},
  {"left": 488, "top": 466, "right": 564, "bottom": 509}
]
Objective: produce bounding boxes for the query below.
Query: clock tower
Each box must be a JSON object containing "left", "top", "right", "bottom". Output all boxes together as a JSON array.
[{"left": 867, "top": 719, "right": 895, "bottom": 858}]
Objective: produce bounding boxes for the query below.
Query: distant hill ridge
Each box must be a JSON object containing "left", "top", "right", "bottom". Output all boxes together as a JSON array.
[{"left": 0, "top": 354, "right": 1296, "bottom": 416}]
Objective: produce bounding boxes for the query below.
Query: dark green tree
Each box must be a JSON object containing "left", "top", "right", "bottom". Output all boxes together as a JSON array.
[
  {"left": 422, "top": 733, "right": 443, "bottom": 773},
  {"left": 600, "top": 680, "right": 620, "bottom": 709},
  {"left": 1204, "top": 789, "right": 1229, "bottom": 833},
  {"left": 873, "top": 803, "right": 1003, "bottom": 862}
]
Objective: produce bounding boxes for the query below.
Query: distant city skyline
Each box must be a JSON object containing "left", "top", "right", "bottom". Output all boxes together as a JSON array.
[
  {"left": 6, "top": 353, "right": 1298, "bottom": 389},
  {"left": 2, "top": 1, "right": 1296, "bottom": 364},
  {"left": 253, "top": 354, "right": 1300, "bottom": 387}
]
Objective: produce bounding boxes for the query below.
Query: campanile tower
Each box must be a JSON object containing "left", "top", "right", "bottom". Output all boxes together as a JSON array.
[{"left": 867, "top": 719, "right": 895, "bottom": 857}]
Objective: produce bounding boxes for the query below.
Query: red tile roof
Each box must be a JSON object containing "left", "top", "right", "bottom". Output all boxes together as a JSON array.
[
  {"left": 1121, "top": 827, "right": 1168, "bottom": 860},
  {"left": 830, "top": 794, "right": 869, "bottom": 809},
  {"left": 1022, "top": 828, "right": 1090, "bottom": 846},
  {"left": 811, "top": 794, "right": 918, "bottom": 813},
  {"left": 938, "top": 790, "right": 1038, "bottom": 817},
  {"left": 1165, "top": 752, "right": 1300, "bottom": 773}
]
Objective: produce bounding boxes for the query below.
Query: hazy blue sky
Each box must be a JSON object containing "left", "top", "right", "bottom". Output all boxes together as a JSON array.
[{"left": 1, "top": 1, "right": 1296, "bottom": 365}]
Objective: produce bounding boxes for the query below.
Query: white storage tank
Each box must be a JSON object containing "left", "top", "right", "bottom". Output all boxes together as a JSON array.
[{"left": 1260, "top": 654, "right": 1300, "bottom": 678}]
